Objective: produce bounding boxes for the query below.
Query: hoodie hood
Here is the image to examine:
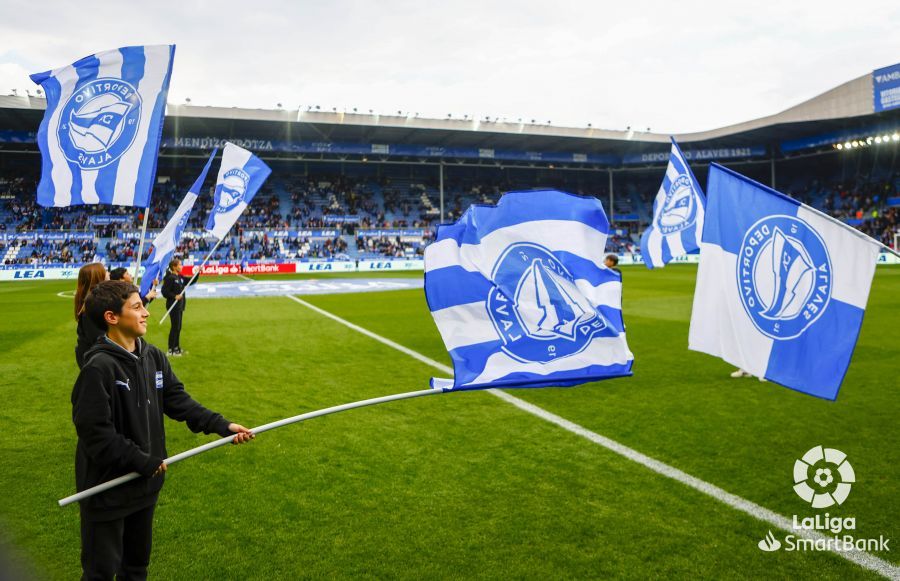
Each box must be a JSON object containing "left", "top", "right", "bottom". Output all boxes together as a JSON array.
[{"left": 84, "top": 336, "right": 146, "bottom": 365}]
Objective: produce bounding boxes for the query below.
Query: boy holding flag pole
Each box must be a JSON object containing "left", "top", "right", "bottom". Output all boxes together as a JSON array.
[{"left": 72, "top": 279, "right": 253, "bottom": 578}]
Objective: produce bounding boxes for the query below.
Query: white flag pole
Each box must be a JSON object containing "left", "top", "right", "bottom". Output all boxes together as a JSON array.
[
  {"left": 159, "top": 236, "right": 223, "bottom": 324},
  {"left": 58, "top": 387, "right": 443, "bottom": 507},
  {"left": 132, "top": 209, "right": 151, "bottom": 286}
]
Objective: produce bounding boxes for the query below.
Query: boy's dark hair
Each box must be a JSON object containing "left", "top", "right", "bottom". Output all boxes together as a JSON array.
[
  {"left": 108, "top": 267, "right": 128, "bottom": 280},
  {"left": 605, "top": 254, "right": 619, "bottom": 266},
  {"left": 85, "top": 280, "right": 140, "bottom": 330}
]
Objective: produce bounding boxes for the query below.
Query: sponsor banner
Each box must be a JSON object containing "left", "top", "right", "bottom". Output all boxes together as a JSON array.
[
  {"left": 322, "top": 215, "right": 359, "bottom": 223},
  {"left": 116, "top": 230, "right": 160, "bottom": 240},
  {"left": 616, "top": 252, "right": 899, "bottom": 266},
  {"left": 622, "top": 147, "right": 766, "bottom": 165},
  {"left": 873, "top": 63, "right": 900, "bottom": 112},
  {"left": 357, "top": 228, "right": 426, "bottom": 237},
  {"left": 181, "top": 262, "right": 298, "bottom": 276},
  {"left": 0, "top": 130, "right": 37, "bottom": 143},
  {"left": 619, "top": 253, "right": 700, "bottom": 266},
  {"left": 358, "top": 259, "right": 423, "bottom": 271},
  {"left": 0, "top": 231, "right": 94, "bottom": 241},
  {"left": 295, "top": 261, "right": 356, "bottom": 273},
  {"left": 179, "top": 261, "right": 360, "bottom": 275},
  {"left": 89, "top": 215, "right": 132, "bottom": 225},
  {"left": 243, "top": 229, "right": 339, "bottom": 238},
  {"left": 0, "top": 267, "right": 79, "bottom": 280},
  {"left": 877, "top": 251, "right": 900, "bottom": 265}
]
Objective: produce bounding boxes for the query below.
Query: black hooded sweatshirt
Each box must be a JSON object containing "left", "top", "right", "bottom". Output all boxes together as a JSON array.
[{"left": 72, "top": 336, "right": 232, "bottom": 520}]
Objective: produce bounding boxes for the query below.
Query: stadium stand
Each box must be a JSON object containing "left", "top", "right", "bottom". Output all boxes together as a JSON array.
[
  {"left": 2, "top": 163, "right": 898, "bottom": 266},
  {"left": 0, "top": 73, "right": 898, "bottom": 270}
]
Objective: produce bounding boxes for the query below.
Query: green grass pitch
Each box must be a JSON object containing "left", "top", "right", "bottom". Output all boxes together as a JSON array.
[{"left": 0, "top": 266, "right": 897, "bottom": 579}]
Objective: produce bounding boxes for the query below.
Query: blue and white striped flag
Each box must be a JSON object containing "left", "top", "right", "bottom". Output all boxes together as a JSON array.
[
  {"left": 30, "top": 45, "right": 175, "bottom": 208},
  {"left": 205, "top": 142, "right": 271, "bottom": 239},
  {"left": 689, "top": 164, "right": 881, "bottom": 400},
  {"left": 640, "top": 138, "right": 705, "bottom": 268},
  {"left": 425, "top": 190, "right": 633, "bottom": 391},
  {"left": 139, "top": 149, "right": 216, "bottom": 299}
]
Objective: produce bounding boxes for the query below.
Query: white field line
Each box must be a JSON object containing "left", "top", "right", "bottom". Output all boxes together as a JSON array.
[
  {"left": 236, "top": 273, "right": 253, "bottom": 282},
  {"left": 286, "top": 295, "right": 898, "bottom": 579}
]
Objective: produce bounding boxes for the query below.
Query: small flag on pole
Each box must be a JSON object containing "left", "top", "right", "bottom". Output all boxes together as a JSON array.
[
  {"left": 688, "top": 164, "right": 881, "bottom": 400},
  {"left": 425, "top": 189, "right": 633, "bottom": 391},
  {"left": 30, "top": 45, "right": 175, "bottom": 208},
  {"left": 205, "top": 142, "right": 271, "bottom": 239},
  {"left": 139, "top": 149, "right": 217, "bottom": 299},
  {"left": 640, "top": 138, "right": 705, "bottom": 268}
]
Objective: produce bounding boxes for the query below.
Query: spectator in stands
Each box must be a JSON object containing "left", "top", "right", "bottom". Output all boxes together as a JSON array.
[
  {"left": 161, "top": 258, "right": 196, "bottom": 357},
  {"left": 109, "top": 267, "right": 157, "bottom": 305},
  {"left": 74, "top": 263, "right": 109, "bottom": 369}
]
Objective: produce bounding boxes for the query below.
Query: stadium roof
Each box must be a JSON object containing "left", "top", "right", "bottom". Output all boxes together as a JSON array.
[{"left": 0, "top": 69, "right": 897, "bottom": 164}]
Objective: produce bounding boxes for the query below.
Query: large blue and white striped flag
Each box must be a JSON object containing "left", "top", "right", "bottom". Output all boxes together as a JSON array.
[
  {"left": 205, "top": 142, "right": 271, "bottom": 239},
  {"left": 139, "top": 149, "right": 217, "bottom": 299},
  {"left": 30, "top": 45, "right": 175, "bottom": 208},
  {"left": 689, "top": 164, "right": 881, "bottom": 400},
  {"left": 425, "top": 190, "right": 633, "bottom": 391},
  {"left": 640, "top": 138, "right": 705, "bottom": 268}
]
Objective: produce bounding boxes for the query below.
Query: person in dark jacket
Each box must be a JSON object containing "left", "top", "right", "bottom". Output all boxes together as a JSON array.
[
  {"left": 73, "top": 280, "right": 253, "bottom": 579},
  {"left": 75, "top": 263, "right": 108, "bottom": 369},
  {"left": 161, "top": 258, "right": 196, "bottom": 356},
  {"left": 109, "top": 267, "right": 157, "bottom": 306}
]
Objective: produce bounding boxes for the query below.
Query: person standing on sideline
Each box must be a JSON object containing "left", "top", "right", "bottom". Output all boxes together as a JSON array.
[
  {"left": 74, "top": 263, "right": 108, "bottom": 369},
  {"left": 161, "top": 258, "right": 195, "bottom": 357},
  {"left": 72, "top": 280, "right": 253, "bottom": 579},
  {"left": 108, "top": 267, "right": 157, "bottom": 306}
]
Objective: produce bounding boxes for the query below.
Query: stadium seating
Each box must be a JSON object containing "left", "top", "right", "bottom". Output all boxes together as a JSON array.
[{"left": 2, "top": 163, "right": 897, "bottom": 266}]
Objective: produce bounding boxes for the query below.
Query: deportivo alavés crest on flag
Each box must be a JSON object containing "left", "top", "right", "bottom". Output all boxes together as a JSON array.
[
  {"left": 205, "top": 142, "right": 272, "bottom": 239},
  {"left": 689, "top": 164, "right": 881, "bottom": 400},
  {"left": 640, "top": 138, "right": 706, "bottom": 268},
  {"left": 425, "top": 190, "right": 633, "bottom": 391},
  {"left": 30, "top": 45, "right": 175, "bottom": 208}
]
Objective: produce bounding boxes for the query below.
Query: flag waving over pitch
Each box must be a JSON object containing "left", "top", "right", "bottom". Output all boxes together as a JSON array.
[
  {"left": 139, "top": 149, "right": 217, "bottom": 299},
  {"left": 640, "top": 138, "right": 705, "bottom": 268},
  {"left": 689, "top": 164, "right": 881, "bottom": 400},
  {"left": 205, "top": 142, "right": 272, "bottom": 239},
  {"left": 425, "top": 190, "right": 633, "bottom": 391},
  {"left": 30, "top": 45, "right": 175, "bottom": 208}
]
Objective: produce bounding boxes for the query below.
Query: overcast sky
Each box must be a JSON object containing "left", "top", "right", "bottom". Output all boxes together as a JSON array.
[{"left": 0, "top": 1, "right": 897, "bottom": 134}]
